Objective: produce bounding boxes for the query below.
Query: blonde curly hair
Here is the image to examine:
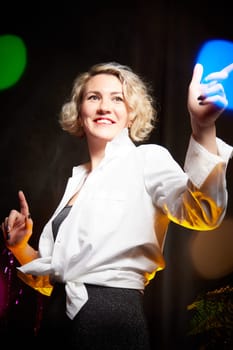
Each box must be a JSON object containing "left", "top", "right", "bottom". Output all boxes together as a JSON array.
[{"left": 59, "top": 62, "right": 158, "bottom": 142}]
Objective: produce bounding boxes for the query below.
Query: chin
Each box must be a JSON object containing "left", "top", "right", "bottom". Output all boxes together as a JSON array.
[{"left": 95, "top": 128, "right": 120, "bottom": 140}]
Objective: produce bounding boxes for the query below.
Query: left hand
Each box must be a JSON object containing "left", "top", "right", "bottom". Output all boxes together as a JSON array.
[
  {"left": 188, "top": 63, "right": 232, "bottom": 129},
  {"left": 187, "top": 63, "right": 233, "bottom": 153}
]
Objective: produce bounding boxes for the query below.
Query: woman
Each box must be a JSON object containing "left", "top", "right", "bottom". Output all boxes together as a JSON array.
[{"left": 1, "top": 61, "right": 233, "bottom": 349}]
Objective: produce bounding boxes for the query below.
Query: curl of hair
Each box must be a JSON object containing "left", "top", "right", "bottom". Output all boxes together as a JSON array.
[{"left": 59, "top": 62, "right": 158, "bottom": 142}]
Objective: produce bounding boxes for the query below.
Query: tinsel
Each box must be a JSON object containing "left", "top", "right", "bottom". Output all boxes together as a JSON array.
[
  {"left": 187, "top": 284, "right": 233, "bottom": 349},
  {"left": 0, "top": 246, "right": 44, "bottom": 336}
]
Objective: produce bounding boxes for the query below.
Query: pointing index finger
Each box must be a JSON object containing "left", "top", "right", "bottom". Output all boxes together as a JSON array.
[
  {"left": 18, "top": 190, "right": 30, "bottom": 217},
  {"left": 205, "top": 62, "right": 233, "bottom": 82},
  {"left": 221, "top": 62, "right": 233, "bottom": 76}
]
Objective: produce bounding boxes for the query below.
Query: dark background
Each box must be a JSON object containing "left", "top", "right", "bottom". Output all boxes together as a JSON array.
[{"left": 0, "top": 1, "right": 233, "bottom": 349}]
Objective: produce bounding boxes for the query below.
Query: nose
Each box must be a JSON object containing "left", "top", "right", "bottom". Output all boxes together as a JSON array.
[{"left": 98, "top": 97, "right": 111, "bottom": 113}]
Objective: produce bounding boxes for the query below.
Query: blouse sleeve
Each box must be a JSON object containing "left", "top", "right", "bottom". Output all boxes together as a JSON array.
[{"left": 144, "top": 136, "right": 233, "bottom": 230}]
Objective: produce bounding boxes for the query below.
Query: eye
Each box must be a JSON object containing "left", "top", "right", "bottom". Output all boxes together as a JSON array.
[
  {"left": 113, "top": 95, "right": 124, "bottom": 102},
  {"left": 87, "top": 94, "right": 99, "bottom": 101}
]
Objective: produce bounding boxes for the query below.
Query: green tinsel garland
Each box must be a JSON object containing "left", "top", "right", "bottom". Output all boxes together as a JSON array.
[{"left": 187, "top": 285, "right": 233, "bottom": 349}]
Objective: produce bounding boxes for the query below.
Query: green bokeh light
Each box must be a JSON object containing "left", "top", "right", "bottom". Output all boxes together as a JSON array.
[{"left": 0, "top": 34, "right": 27, "bottom": 90}]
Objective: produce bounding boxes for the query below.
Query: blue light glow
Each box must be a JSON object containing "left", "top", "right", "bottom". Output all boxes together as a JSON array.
[{"left": 196, "top": 39, "right": 233, "bottom": 110}]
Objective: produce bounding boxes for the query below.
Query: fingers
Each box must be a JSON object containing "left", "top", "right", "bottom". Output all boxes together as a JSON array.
[
  {"left": 219, "top": 62, "right": 233, "bottom": 78},
  {"left": 198, "top": 81, "right": 228, "bottom": 110},
  {"left": 1, "top": 217, "right": 10, "bottom": 240},
  {"left": 198, "top": 95, "right": 228, "bottom": 110},
  {"left": 25, "top": 216, "right": 33, "bottom": 235},
  {"left": 5, "top": 209, "right": 21, "bottom": 232},
  {"left": 195, "top": 62, "right": 230, "bottom": 111},
  {"left": 191, "top": 63, "right": 204, "bottom": 85},
  {"left": 204, "top": 62, "right": 233, "bottom": 82},
  {"left": 1, "top": 190, "right": 32, "bottom": 244},
  {"left": 1, "top": 211, "right": 33, "bottom": 246},
  {"left": 223, "top": 62, "right": 233, "bottom": 75},
  {"left": 18, "top": 190, "right": 30, "bottom": 217},
  {"left": 198, "top": 81, "right": 225, "bottom": 99}
]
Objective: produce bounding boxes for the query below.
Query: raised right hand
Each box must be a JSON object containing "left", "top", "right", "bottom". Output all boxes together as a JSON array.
[{"left": 1, "top": 190, "right": 33, "bottom": 249}]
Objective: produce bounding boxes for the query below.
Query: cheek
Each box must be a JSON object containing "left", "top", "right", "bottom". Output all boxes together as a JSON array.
[
  {"left": 79, "top": 104, "right": 88, "bottom": 117},
  {"left": 80, "top": 104, "right": 95, "bottom": 122},
  {"left": 115, "top": 104, "right": 129, "bottom": 116},
  {"left": 118, "top": 108, "right": 130, "bottom": 124}
]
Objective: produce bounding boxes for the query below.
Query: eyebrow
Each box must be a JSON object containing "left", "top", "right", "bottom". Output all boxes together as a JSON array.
[{"left": 85, "top": 90, "right": 123, "bottom": 95}]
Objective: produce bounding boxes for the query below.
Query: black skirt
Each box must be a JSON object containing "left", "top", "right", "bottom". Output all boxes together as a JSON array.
[{"left": 35, "top": 283, "right": 151, "bottom": 350}]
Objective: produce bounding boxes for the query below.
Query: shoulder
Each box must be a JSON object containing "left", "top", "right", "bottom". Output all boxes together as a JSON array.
[
  {"left": 134, "top": 144, "right": 180, "bottom": 172},
  {"left": 136, "top": 143, "right": 171, "bottom": 159},
  {"left": 72, "top": 162, "right": 90, "bottom": 177}
]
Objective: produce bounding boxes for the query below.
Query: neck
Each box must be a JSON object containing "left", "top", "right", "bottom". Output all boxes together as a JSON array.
[{"left": 87, "top": 138, "right": 108, "bottom": 170}]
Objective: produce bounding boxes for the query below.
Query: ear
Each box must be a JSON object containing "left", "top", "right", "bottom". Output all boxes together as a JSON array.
[
  {"left": 77, "top": 114, "right": 83, "bottom": 127},
  {"left": 128, "top": 118, "right": 133, "bottom": 128}
]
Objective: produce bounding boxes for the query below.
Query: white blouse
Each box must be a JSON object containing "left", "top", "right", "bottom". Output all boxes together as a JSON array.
[{"left": 18, "top": 128, "right": 233, "bottom": 319}]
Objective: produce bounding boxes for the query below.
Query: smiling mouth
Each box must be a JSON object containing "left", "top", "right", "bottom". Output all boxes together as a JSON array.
[{"left": 94, "top": 118, "right": 116, "bottom": 124}]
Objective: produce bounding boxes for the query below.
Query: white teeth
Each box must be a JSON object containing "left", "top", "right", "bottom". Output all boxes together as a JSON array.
[{"left": 96, "top": 119, "right": 112, "bottom": 124}]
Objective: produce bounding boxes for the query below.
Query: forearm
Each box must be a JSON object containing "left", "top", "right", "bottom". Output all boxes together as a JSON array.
[
  {"left": 191, "top": 121, "right": 217, "bottom": 155},
  {"left": 8, "top": 243, "right": 39, "bottom": 265}
]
